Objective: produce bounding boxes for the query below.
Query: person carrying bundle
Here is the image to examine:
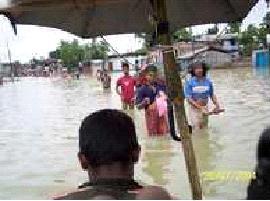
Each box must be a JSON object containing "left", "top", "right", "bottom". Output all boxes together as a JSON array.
[{"left": 184, "top": 62, "right": 224, "bottom": 130}]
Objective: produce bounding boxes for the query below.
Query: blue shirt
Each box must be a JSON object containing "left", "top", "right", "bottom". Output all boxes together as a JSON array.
[
  {"left": 136, "top": 85, "right": 156, "bottom": 106},
  {"left": 155, "top": 83, "right": 167, "bottom": 94},
  {"left": 184, "top": 77, "right": 214, "bottom": 103},
  {"left": 151, "top": 81, "right": 167, "bottom": 94}
]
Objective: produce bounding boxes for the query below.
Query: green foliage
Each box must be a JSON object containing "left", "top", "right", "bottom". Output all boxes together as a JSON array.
[
  {"left": 85, "top": 40, "right": 110, "bottom": 60},
  {"left": 257, "top": 25, "right": 268, "bottom": 45},
  {"left": 224, "top": 20, "right": 270, "bottom": 56},
  {"left": 49, "top": 49, "right": 61, "bottom": 59},
  {"left": 236, "top": 24, "right": 268, "bottom": 56},
  {"left": 173, "top": 28, "right": 192, "bottom": 42},
  {"left": 228, "top": 22, "right": 241, "bottom": 34},
  {"left": 49, "top": 39, "right": 109, "bottom": 72},
  {"left": 58, "top": 40, "right": 84, "bottom": 72}
]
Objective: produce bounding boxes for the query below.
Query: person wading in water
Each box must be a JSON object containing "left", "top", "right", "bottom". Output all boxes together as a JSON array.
[
  {"left": 116, "top": 63, "right": 136, "bottom": 110},
  {"left": 184, "top": 62, "right": 223, "bottom": 130},
  {"left": 102, "top": 70, "right": 111, "bottom": 90}
]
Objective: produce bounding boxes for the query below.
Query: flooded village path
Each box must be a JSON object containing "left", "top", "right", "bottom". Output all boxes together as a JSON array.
[{"left": 0, "top": 67, "right": 270, "bottom": 199}]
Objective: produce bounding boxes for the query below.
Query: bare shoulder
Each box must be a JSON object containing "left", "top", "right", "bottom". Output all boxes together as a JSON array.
[{"left": 136, "top": 185, "right": 172, "bottom": 200}]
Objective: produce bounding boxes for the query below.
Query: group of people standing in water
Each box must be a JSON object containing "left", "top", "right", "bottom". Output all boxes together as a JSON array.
[
  {"left": 55, "top": 61, "right": 270, "bottom": 199},
  {"left": 115, "top": 61, "right": 224, "bottom": 136},
  {"left": 116, "top": 63, "right": 169, "bottom": 136}
]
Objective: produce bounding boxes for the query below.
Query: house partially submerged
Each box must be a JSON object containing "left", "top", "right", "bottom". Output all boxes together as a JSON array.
[
  {"left": 175, "top": 33, "right": 240, "bottom": 70},
  {"left": 147, "top": 33, "right": 240, "bottom": 71}
]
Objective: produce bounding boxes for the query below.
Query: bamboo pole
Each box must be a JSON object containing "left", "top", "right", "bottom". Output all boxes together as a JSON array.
[{"left": 153, "top": 0, "right": 202, "bottom": 199}]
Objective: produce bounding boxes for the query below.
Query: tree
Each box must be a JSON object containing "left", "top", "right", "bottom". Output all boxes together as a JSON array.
[
  {"left": 173, "top": 28, "right": 192, "bottom": 42},
  {"left": 49, "top": 49, "right": 61, "bottom": 59},
  {"left": 58, "top": 40, "right": 84, "bottom": 72},
  {"left": 238, "top": 24, "right": 266, "bottom": 56},
  {"left": 90, "top": 41, "right": 110, "bottom": 59},
  {"left": 263, "top": 11, "right": 270, "bottom": 29},
  {"left": 257, "top": 24, "right": 268, "bottom": 45},
  {"left": 50, "top": 39, "right": 109, "bottom": 72},
  {"left": 228, "top": 22, "right": 241, "bottom": 34}
]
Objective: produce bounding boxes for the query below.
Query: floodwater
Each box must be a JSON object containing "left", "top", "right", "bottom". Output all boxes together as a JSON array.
[{"left": 0, "top": 67, "right": 270, "bottom": 199}]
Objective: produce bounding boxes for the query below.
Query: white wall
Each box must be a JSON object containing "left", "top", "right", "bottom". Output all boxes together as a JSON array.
[{"left": 108, "top": 56, "right": 147, "bottom": 71}]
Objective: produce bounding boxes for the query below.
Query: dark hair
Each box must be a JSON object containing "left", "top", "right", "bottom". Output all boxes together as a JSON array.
[
  {"left": 190, "top": 62, "right": 207, "bottom": 77},
  {"left": 79, "top": 109, "right": 139, "bottom": 167},
  {"left": 256, "top": 127, "right": 270, "bottom": 182},
  {"left": 258, "top": 127, "right": 270, "bottom": 160},
  {"left": 122, "top": 63, "right": 129, "bottom": 69},
  {"left": 247, "top": 127, "right": 270, "bottom": 199}
]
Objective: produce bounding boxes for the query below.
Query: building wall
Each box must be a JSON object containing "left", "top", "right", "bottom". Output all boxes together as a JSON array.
[
  {"left": 0, "top": 64, "right": 11, "bottom": 76},
  {"left": 203, "top": 51, "right": 232, "bottom": 67},
  {"left": 108, "top": 56, "right": 147, "bottom": 71},
  {"left": 174, "top": 42, "right": 207, "bottom": 58}
]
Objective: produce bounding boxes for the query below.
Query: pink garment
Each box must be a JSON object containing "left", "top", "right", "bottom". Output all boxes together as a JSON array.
[
  {"left": 141, "top": 64, "right": 147, "bottom": 70},
  {"left": 156, "top": 91, "right": 168, "bottom": 117}
]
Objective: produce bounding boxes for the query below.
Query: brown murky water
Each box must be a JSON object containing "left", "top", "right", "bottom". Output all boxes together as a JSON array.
[{"left": 0, "top": 67, "right": 270, "bottom": 199}]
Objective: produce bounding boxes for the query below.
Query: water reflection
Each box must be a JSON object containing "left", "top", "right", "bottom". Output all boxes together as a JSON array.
[
  {"left": 142, "top": 137, "right": 173, "bottom": 185},
  {"left": 253, "top": 66, "right": 270, "bottom": 78},
  {"left": 193, "top": 129, "right": 223, "bottom": 197}
]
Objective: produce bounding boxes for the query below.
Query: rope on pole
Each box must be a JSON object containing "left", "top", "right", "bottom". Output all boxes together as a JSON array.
[{"left": 99, "top": 35, "right": 134, "bottom": 67}]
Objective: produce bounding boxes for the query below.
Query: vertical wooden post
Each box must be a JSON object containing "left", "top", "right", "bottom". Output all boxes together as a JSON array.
[{"left": 153, "top": 0, "right": 203, "bottom": 199}]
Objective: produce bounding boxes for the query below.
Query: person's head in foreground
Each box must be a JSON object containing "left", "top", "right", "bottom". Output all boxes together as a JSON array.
[
  {"left": 55, "top": 109, "right": 171, "bottom": 199},
  {"left": 78, "top": 109, "right": 140, "bottom": 179},
  {"left": 247, "top": 127, "right": 270, "bottom": 200}
]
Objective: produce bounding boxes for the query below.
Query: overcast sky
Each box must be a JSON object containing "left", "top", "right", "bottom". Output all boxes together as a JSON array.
[{"left": 0, "top": 0, "right": 268, "bottom": 63}]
